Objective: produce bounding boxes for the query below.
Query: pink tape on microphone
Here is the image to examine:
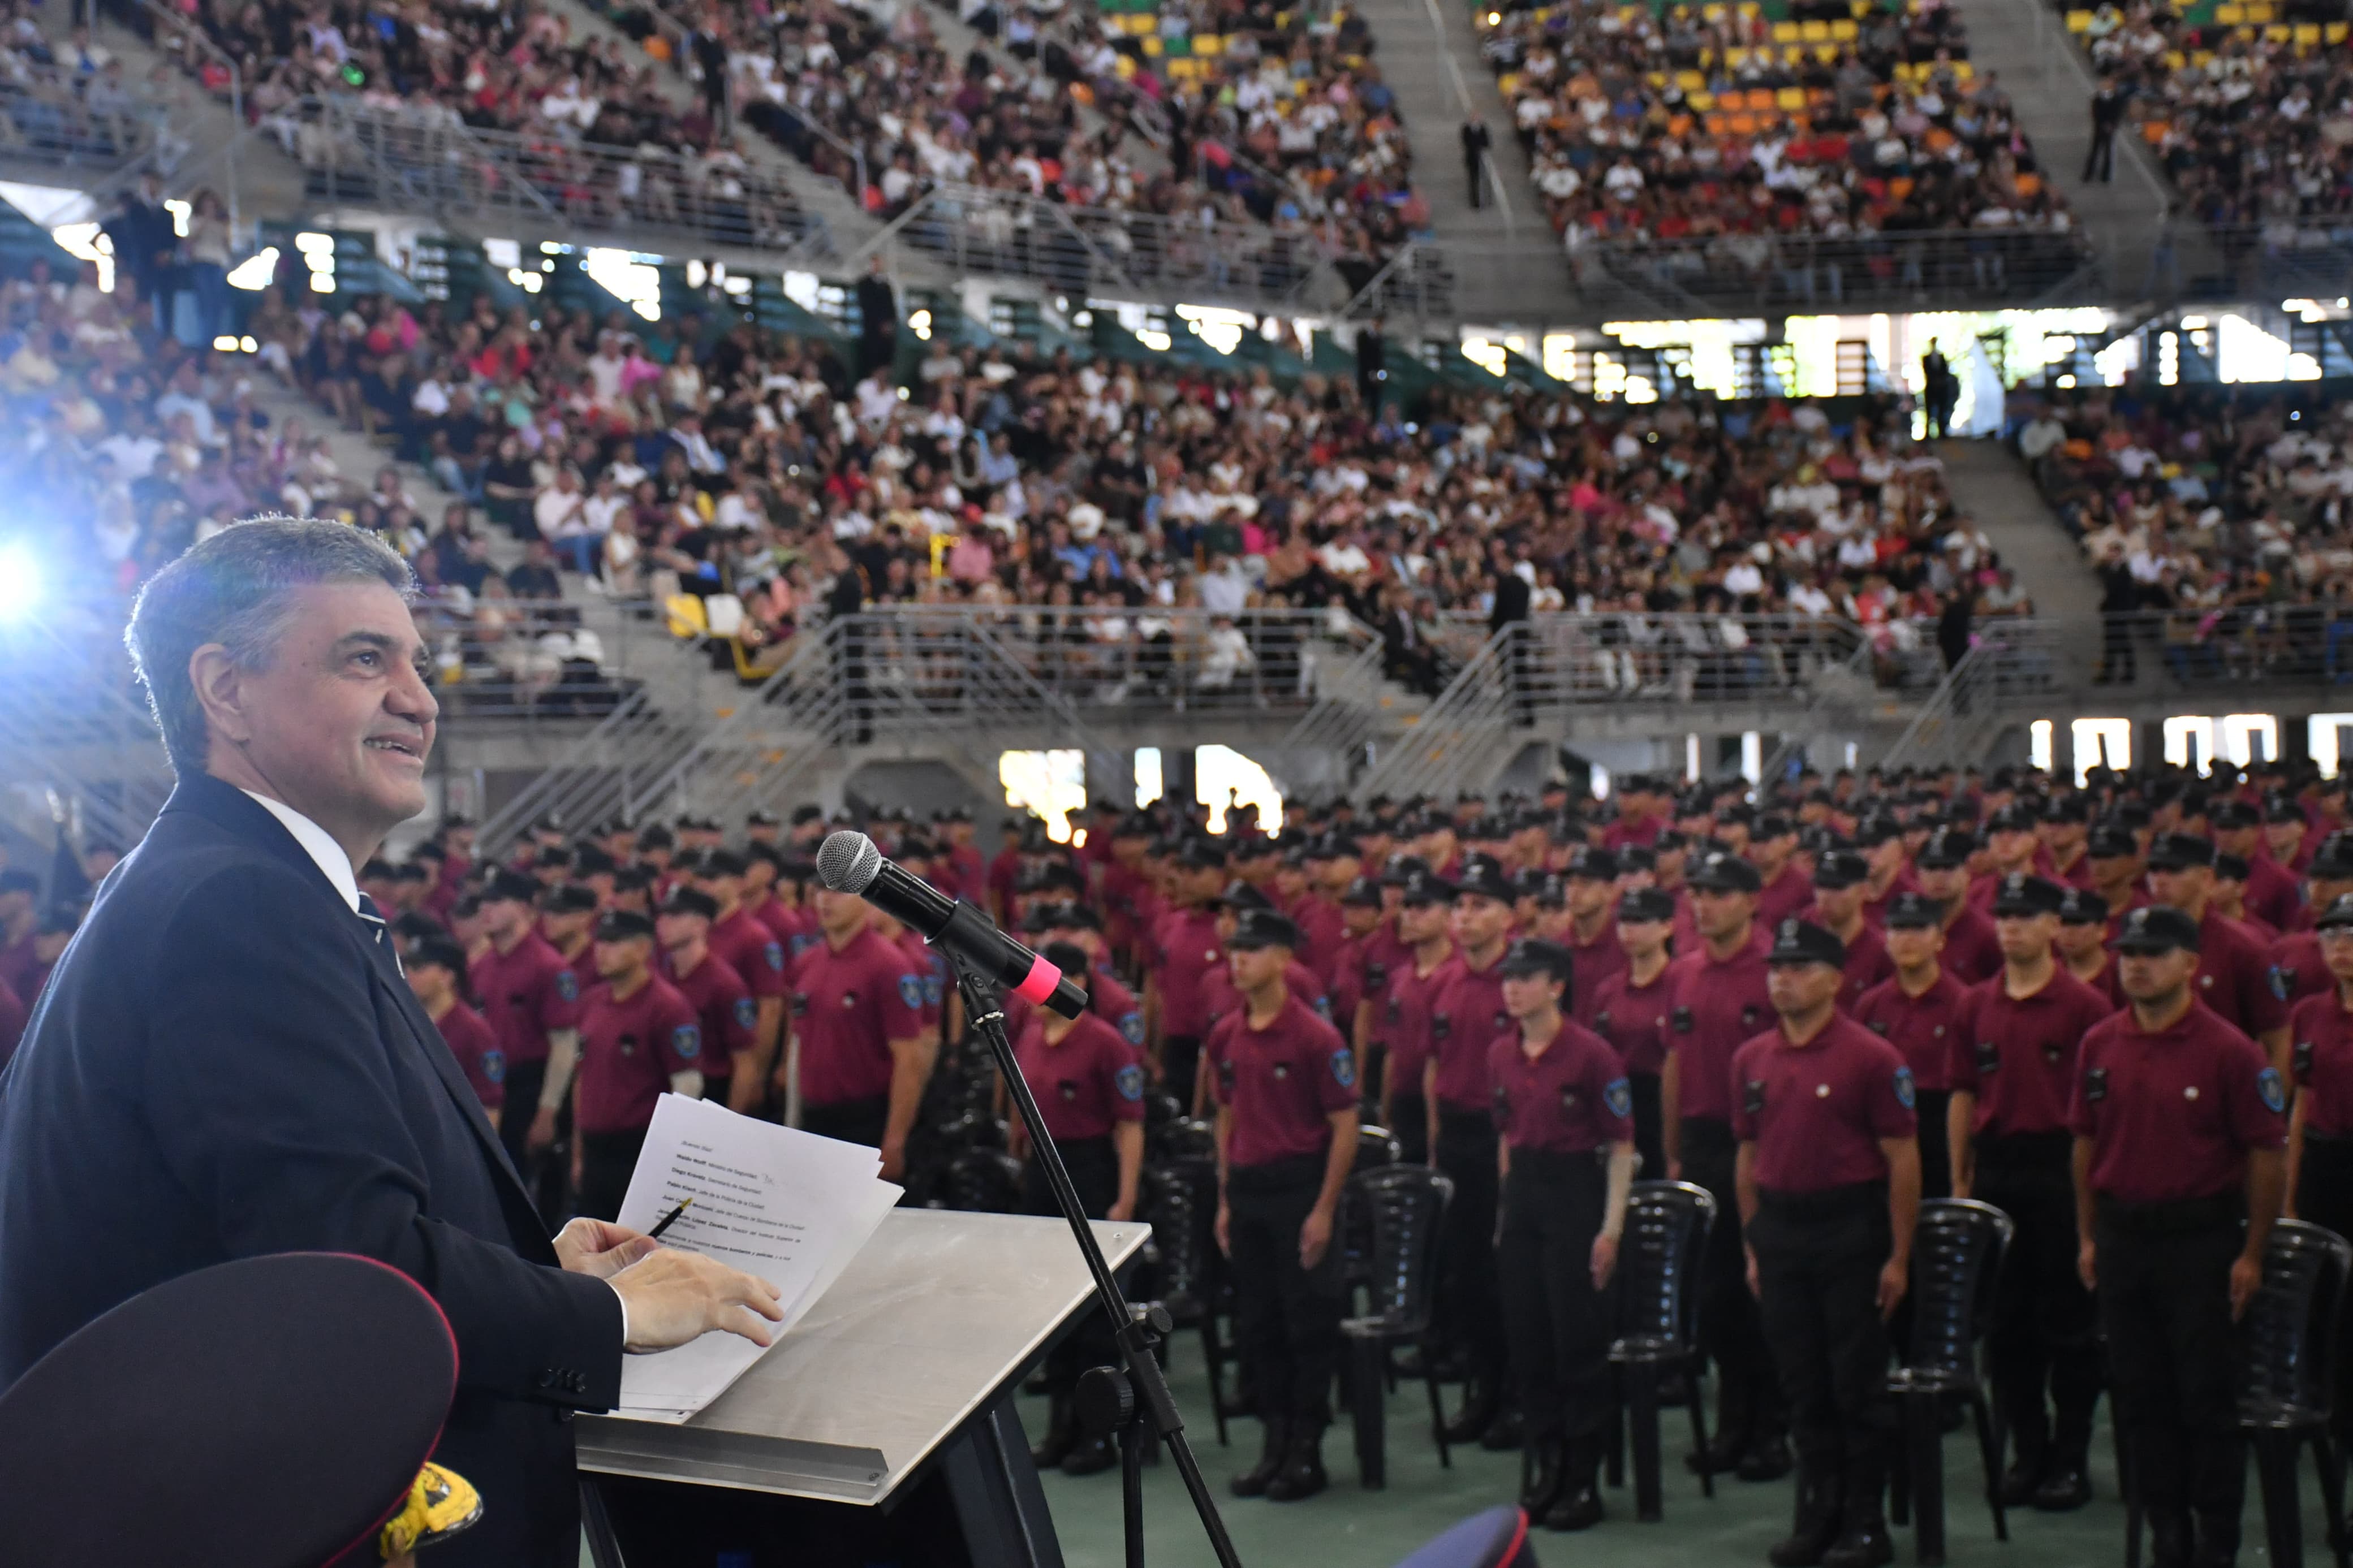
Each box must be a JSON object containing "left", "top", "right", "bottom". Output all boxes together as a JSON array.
[{"left": 1012, "top": 954, "right": 1064, "bottom": 1004}]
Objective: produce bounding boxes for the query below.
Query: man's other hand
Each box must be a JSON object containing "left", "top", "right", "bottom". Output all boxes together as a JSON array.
[
  {"left": 610, "top": 1249, "right": 786, "bottom": 1352},
  {"left": 554, "top": 1217, "right": 657, "bottom": 1279}
]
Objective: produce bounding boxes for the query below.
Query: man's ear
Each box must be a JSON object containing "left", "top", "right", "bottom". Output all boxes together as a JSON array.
[{"left": 187, "top": 643, "right": 256, "bottom": 749}]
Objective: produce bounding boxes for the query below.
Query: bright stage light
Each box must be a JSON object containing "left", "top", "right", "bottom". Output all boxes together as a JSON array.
[{"left": 0, "top": 543, "right": 41, "bottom": 621}]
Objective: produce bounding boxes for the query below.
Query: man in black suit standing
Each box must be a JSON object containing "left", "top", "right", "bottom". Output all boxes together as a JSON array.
[{"left": 0, "top": 517, "right": 785, "bottom": 1568}]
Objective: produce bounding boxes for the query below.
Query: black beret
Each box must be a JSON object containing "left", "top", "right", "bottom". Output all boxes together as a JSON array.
[
  {"left": 1399, "top": 870, "right": 1458, "bottom": 906},
  {"left": 2209, "top": 799, "right": 2261, "bottom": 830},
  {"left": 1565, "top": 845, "right": 1619, "bottom": 880},
  {"left": 544, "top": 882, "right": 601, "bottom": 915},
  {"left": 1916, "top": 830, "right": 1977, "bottom": 870},
  {"left": 659, "top": 886, "right": 720, "bottom": 920},
  {"left": 1219, "top": 879, "right": 1276, "bottom": 914},
  {"left": 2114, "top": 904, "right": 2201, "bottom": 954},
  {"left": 1765, "top": 917, "right": 1846, "bottom": 970},
  {"left": 2312, "top": 833, "right": 2353, "bottom": 879},
  {"left": 2087, "top": 825, "right": 2141, "bottom": 859},
  {"left": 1455, "top": 858, "right": 1518, "bottom": 904},
  {"left": 696, "top": 848, "right": 749, "bottom": 878},
  {"left": 1813, "top": 849, "right": 1870, "bottom": 890},
  {"left": 596, "top": 909, "right": 657, "bottom": 942},
  {"left": 1174, "top": 840, "right": 1229, "bottom": 872},
  {"left": 745, "top": 809, "right": 781, "bottom": 828},
  {"left": 2057, "top": 888, "right": 2110, "bottom": 924},
  {"left": 2214, "top": 853, "right": 2252, "bottom": 882},
  {"left": 1341, "top": 875, "right": 1384, "bottom": 908}
]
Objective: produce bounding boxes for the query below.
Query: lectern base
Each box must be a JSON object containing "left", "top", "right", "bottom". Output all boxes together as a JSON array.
[{"left": 581, "top": 1393, "right": 1065, "bottom": 1568}]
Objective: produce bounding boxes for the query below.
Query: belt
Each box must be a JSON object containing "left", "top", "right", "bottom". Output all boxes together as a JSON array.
[
  {"left": 1975, "top": 1129, "right": 2074, "bottom": 1167},
  {"left": 1226, "top": 1152, "right": 1327, "bottom": 1194},
  {"left": 1678, "top": 1116, "right": 1735, "bottom": 1155},
  {"left": 2095, "top": 1193, "right": 2246, "bottom": 1236},
  {"left": 2303, "top": 1129, "right": 2353, "bottom": 1152},
  {"left": 1508, "top": 1146, "right": 1610, "bottom": 1181},
  {"left": 1757, "top": 1180, "right": 1888, "bottom": 1220}
]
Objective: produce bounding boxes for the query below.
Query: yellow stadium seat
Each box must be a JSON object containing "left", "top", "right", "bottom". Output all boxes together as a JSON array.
[
  {"left": 1831, "top": 17, "right": 1858, "bottom": 36},
  {"left": 1954, "top": 59, "right": 1973, "bottom": 77},
  {"left": 1193, "top": 32, "right": 1222, "bottom": 53},
  {"left": 2329, "top": 23, "right": 2350, "bottom": 42},
  {"left": 2264, "top": 24, "right": 2290, "bottom": 41},
  {"left": 1141, "top": 32, "right": 1162, "bottom": 54},
  {"left": 1777, "top": 85, "right": 1806, "bottom": 108},
  {"left": 1690, "top": 88, "right": 1715, "bottom": 108},
  {"left": 2214, "top": 2, "right": 2243, "bottom": 18},
  {"left": 2065, "top": 8, "right": 2092, "bottom": 28},
  {"left": 1801, "top": 18, "right": 1829, "bottom": 37},
  {"left": 1815, "top": 44, "right": 1839, "bottom": 61},
  {"left": 665, "top": 595, "right": 709, "bottom": 640},
  {"left": 2246, "top": 3, "right": 2276, "bottom": 18},
  {"left": 2293, "top": 23, "right": 2320, "bottom": 44},
  {"left": 1771, "top": 19, "right": 1799, "bottom": 39},
  {"left": 1677, "top": 68, "right": 1706, "bottom": 88}
]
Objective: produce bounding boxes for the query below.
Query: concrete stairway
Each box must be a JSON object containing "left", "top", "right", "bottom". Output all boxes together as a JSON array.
[
  {"left": 1936, "top": 436, "right": 2104, "bottom": 680},
  {"left": 79, "top": 0, "right": 311, "bottom": 213}
]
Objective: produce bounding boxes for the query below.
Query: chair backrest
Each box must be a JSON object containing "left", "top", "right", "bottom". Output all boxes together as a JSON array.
[
  {"left": 2240, "top": 1218, "right": 2353, "bottom": 1422},
  {"left": 1355, "top": 1126, "right": 1402, "bottom": 1173},
  {"left": 1344, "top": 1164, "right": 1454, "bottom": 1335},
  {"left": 1613, "top": 1180, "right": 1716, "bottom": 1355},
  {"left": 1143, "top": 1154, "right": 1222, "bottom": 1321},
  {"left": 1903, "top": 1199, "right": 2014, "bottom": 1375},
  {"left": 1344, "top": 1126, "right": 1403, "bottom": 1284},
  {"left": 941, "top": 1148, "right": 1025, "bottom": 1214}
]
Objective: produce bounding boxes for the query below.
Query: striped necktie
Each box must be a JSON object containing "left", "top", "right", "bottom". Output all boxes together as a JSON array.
[{"left": 356, "top": 891, "right": 406, "bottom": 978}]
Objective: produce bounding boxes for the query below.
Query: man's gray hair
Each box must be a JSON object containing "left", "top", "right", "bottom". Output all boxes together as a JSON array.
[{"left": 125, "top": 516, "right": 415, "bottom": 776}]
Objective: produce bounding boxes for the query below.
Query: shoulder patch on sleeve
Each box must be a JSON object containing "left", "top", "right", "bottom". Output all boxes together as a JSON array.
[
  {"left": 1331, "top": 1048, "right": 1357, "bottom": 1089},
  {"left": 1114, "top": 1061, "right": 1146, "bottom": 1102},
  {"left": 1119, "top": 1010, "right": 1146, "bottom": 1046},
  {"left": 2270, "top": 965, "right": 2294, "bottom": 1001},
  {"left": 672, "top": 1023, "right": 701, "bottom": 1059},
  {"left": 764, "top": 940, "right": 785, "bottom": 973},
  {"left": 554, "top": 969, "right": 579, "bottom": 1002},
  {"left": 898, "top": 974, "right": 924, "bottom": 1010},
  {"left": 2260, "top": 1065, "right": 2288, "bottom": 1115},
  {"left": 734, "top": 996, "right": 759, "bottom": 1030},
  {"left": 1893, "top": 1065, "right": 1916, "bottom": 1111},
  {"left": 1604, "top": 1076, "right": 1633, "bottom": 1120},
  {"left": 480, "top": 1048, "right": 505, "bottom": 1085}
]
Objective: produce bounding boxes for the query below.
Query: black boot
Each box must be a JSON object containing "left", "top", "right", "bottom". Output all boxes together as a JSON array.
[
  {"left": 1061, "top": 1433, "right": 1118, "bottom": 1476},
  {"left": 1441, "top": 1378, "right": 1501, "bottom": 1445},
  {"left": 1031, "top": 1390, "right": 1079, "bottom": 1470},
  {"left": 2032, "top": 1453, "right": 2092, "bottom": 1511},
  {"left": 1692, "top": 1384, "right": 1755, "bottom": 1475},
  {"left": 1231, "top": 1416, "right": 1290, "bottom": 1498},
  {"left": 1480, "top": 1402, "right": 1527, "bottom": 1453},
  {"left": 1823, "top": 1453, "right": 1894, "bottom": 1568},
  {"left": 1770, "top": 1465, "right": 1845, "bottom": 1568},
  {"left": 1739, "top": 1429, "right": 1795, "bottom": 1482},
  {"left": 1542, "top": 1436, "right": 1606, "bottom": 1532},
  {"left": 1519, "top": 1436, "right": 1566, "bottom": 1516},
  {"left": 1265, "top": 1424, "right": 1329, "bottom": 1502},
  {"left": 2192, "top": 1509, "right": 2241, "bottom": 1568},
  {"left": 2149, "top": 1511, "right": 2193, "bottom": 1568}
]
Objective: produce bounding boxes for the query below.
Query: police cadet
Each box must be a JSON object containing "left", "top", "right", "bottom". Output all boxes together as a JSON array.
[
  {"left": 570, "top": 910, "right": 704, "bottom": 1221},
  {"left": 1735, "top": 918, "right": 1921, "bottom": 1568},
  {"left": 1811, "top": 850, "right": 1894, "bottom": 1012},
  {"left": 2074, "top": 905, "right": 2289, "bottom": 1568},
  {"left": 405, "top": 932, "right": 505, "bottom": 1128},
  {"left": 1378, "top": 867, "right": 1457, "bottom": 1166},
  {"left": 1852, "top": 892, "right": 1966, "bottom": 1202},
  {"left": 1946, "top": 872, "right": 2114, "bottom": 1508},
  {"left": 1424, "top": 857, "right": 1521, "bottom": 1447},
  {"left": 655, "top": 887, "right": 760, "bottom": 1111},
  {"left": 1914, "top": 831, "right": 2003, "bottom": 983},
  {"left": 783, "top": 884, "right": 929, "bottom": 1174},
  {"left": 2144, "top": 832, "right": 2292, "bottom": 1072},
  {"left": 1148, "top": 840, "right": 1231, "bottom": 1113},
  {"left": 1490, "top": 938, "right": 1637, "bottom": 1532},
  {"left": 1209, "top": 908, "right": 1361, "bottom": 1504},
  {"left": 538, "top": 882, "right": 598, "bottom": 969},
  {"left": 692, "top": 848, "right": 791, "bottom": 1110},
  {"left": 1017, "top": 938, "right": 1150, "bottom": 1480},
  {"left": 2288, "top": 893, "right": 2353, "bottom": 1440},
  {"left": 1588, "top": 886, "right": 1679, "bottom": 1181},
  {"left": 1560, "top": 846, "right": 1627, "bottom": 1009},
  {"left": 1665, "top": 848, "right": 1790, "bottom": 1481},
  {"left": 2057, "top": 889, "right": 2123, "bottom": 1006},
  {"left": 470, "top": 868, "right": 584, "bottom": 1224}
]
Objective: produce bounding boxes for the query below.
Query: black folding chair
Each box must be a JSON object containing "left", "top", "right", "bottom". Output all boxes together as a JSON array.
[
  {"left": 1605, "top": 1179, "right": 1718, "bottom": 1521},
  {"left": 2240, "top": 1219, "right": 2353, "bottom": 1568},
  {"left": 1144, "top": 1150, "right": 1234, "bottom": 1445},
  {"left": 1886, "top": 1198, "right": 2014, "bottom": 1566},
  {"left": 1342, "top": 1164, "right": 1455, "bottom": 1488},
  {"left": 938, "top": 1148, "right": 1025, "bottom": 1215}
]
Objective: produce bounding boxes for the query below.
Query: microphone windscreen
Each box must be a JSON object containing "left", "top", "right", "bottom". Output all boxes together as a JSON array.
[{"left": 817, "top": 831, "right": 883, "bottom": 895}]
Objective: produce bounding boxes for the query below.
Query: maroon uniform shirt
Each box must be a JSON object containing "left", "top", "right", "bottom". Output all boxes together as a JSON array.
[
  {"left": 790, "top": 928, "right": 924, "bottom": 1107},
  {"left": 895, "top": 928, "right": 947, "bottom": 1035},
  {"left": 1380, "top": 948, "right": 1455, "bottom": 1103},
  {"left": 1015, "top": 1010, "right": 1149, "bottom": 1142},
  {"left": 2072, "top": 1003, "right": 2287, "bottom": 1204},
  {"left": 1428, "top": 949, "right": 1514, "bottom": 1112},
  {"left": 1937, "top": 905, "right": 2003, "bottom": 985},
  {"left": 469, "top": 930, "right": 583, "bottom": 1068},
  {"left": 1852, "top": 969, "right": 1970, "bottom": 1093},
  {"left": 575, "top": 973, "right": 702, "bottom": 1135},
  {"left": 432, "top": 996, "right": 506, "bottom": 1112},
  {"left": 1203, "top": 957, "right": 1329, "bottom": 1037},
  {"left": 1487, "top": 1022, "right": 1636, "bottom": 1154},
  {"left": 2270, "top": 930, "right": 2332, "bottom": 1009},
  {"left": 1565, "top": 921, "right": 1628, "bottom": 1026},
  {"left": 1099, "top": 858, "right": 1154, "bottom": 953},
  {"left": 1949, "top": 967, "right": 2114, "bottom": 1135},
  {"left": 0, "top": 974, "right": 29, "bottom": 1072},
  {"left": 1207, "top": 991, "right": 1356, "bottom": 1168},
  {"left": 1825, "top": 918, "right": 1896, "bottom": 1013},
  {"left": 1291, "top": 895, "right": 1347, "bottom": 987},
  {"left": 2184, "top": 905, "right": 2291, "bottom": 1041},
  {"left": 2291, "top": 989, "right": 2353, "bottom": 1137},
  {"left": 2065, "top": 953, "right": 2126, "bottom": 1010},
  {"left": 1730, "top": 1015, "right": 1917, "bottom": 1192},
  {"left": 1589, "top": 961, "right": 1675, "bottom": 1076},
  {"left": 1666, "top": 925, "right": 1774, "bottom": 1123},
  {"left": 2244, "top": 855, "right": 2302, "bottom": 934},
  {"left": 1006, "top": 967, "right": 1143, "bottom": 1048},
  {"left": 0, "top": 931, "right": 38, "bottom": 1003},
  {"left": 710, "top": 908, "right": 789, "bottom": 1002},
  {"left": 986, "top": 848, "right": 1023, "bottom": 922},
  {"left": 1859, "top": 870, "right": 1921, "bottom": 928},
  {"left": 1150, "top": 906, "right": 1226, "bottom": 1040},
  {"left": 666, "top": 949, "right": 758, "bottom": 1085},
  {"left": 1755, "top": 865, "right": 1813, "bottom": 925}
]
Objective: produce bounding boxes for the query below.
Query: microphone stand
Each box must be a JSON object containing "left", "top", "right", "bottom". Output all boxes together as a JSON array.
[{"left": 950, "top": 960, "right": 1246, "bottom": 1568}]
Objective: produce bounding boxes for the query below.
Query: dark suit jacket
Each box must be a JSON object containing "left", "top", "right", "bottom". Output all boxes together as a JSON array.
[
  {"left": 0, "top": 774, "right": 622, "bottom": 1568},
  {"left": 1490, "top": 570, "right": 1533, "bottom": 630}
]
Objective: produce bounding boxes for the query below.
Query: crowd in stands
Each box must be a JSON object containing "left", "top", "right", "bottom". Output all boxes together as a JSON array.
[
  {"left": 2016, "top": 383, "right": 2353, "bottom": 680},
  {"left": 2, "top": 8, "right": 190, "bottom": 164},
  {"left": 2072, "top": 0, "right": 2352, "bottom": 249},
  {"left": 1478, "top": 0, "right": 2083, "bottom": 297}
]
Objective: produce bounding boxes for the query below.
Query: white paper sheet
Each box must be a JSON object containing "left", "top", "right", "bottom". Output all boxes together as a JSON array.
[{"left": 606, "top": 1094, "right": 902, "bottom": 1422}]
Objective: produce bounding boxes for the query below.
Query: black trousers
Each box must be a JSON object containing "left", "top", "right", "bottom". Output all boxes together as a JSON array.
[
  {"left": 803, "top": 1094, "right": 890, "bottom": 1150},
  {"left": 1026, "top": 1135, "right": 1122, "bottom": 1392},
  {"left": 1683, "top": 1117, "right": 1784, "bottom": 1442},
  {"left": 1391, "top": 1090, "right": 1428, "bottom": 1167},
  {"left": 2084, "top": 124, "right": 2116, "bottom": 182},
  {"left": 497, "top": 1057, "right": 571, "bottom": 1226},
  {"left": 1629, "top": 1071, "right": 1664, "bottom": 1183},
  {"left": 1434, "top": 1107, "right": 1507, "bottom": 1385},
  {"left": 1163, "top": 1033, "right": 1203, "bottom": 1120},
  {"left": 1227, "top": 1153, "right": 1346, "bottom": 1427},
  {"left": 2096, "top": 1200, "right": 2249, "bottom": 1553},
  {"left": 1916, "top": 1088, "right": 1953, "bottom": 1202},
  {"left": 1499, "top": 1148, "right": 1616, "bottom": 1442},
  {"left": 2297, "top": 1134, "right": 2353, "bottom": 1437},
  {"left": 1752, "top": 1185, "right": 1898, "bottom": 1517},
  {"left": 1978, "top": 1133, "right": 2101, "bottom": 1468},
  {"left": 578, "top": 1127, "right": 647, "bottom": 1224}
]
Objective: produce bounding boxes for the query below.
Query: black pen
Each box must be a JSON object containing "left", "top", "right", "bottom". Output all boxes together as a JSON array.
[{"left": 647, "top": 1197, "right": 693, "bottom": 1241}]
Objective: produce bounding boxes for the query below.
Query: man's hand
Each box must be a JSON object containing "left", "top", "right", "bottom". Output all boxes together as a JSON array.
[
  {"left": 1591, "top": 1232, "right": 1619, "bottom": 1290},
  {"left": 609, "top": 1249, "right": 786, "bottom": 1353},
  {"left": 880, "top": 1137, "right": 906, "bottom": 1182},
  {"left": 1299, "top": 1202, "right": 1334, "bottom": 1269},
  {"left": 2078, "top": 1237, "right": 2097, "bottom": 1293},
  {"left": 1214, "top": 1200, "right": 1231, "bottom": 1256},
  {"left": 1746, "top": 1243, "right": 1760, "bottom": 1298},
  {"left": 528, "top": 1105, "right": 559, "bottom": 1153},
  {"left": 1666, "top": 1157, "right": 1682, "bottom": 1182},
  {"left": 1108, "top": 1195, "right": 1135, "bottom": 1223},
  {"left": 2230, "top": 1251, "right": 2264, "bottom": 1320},
  {"left": 555, "top": 1217, "right": 656, "bottom": 1279},
  {"left": 1877, "top": 1256, "right": 1908, "bottom": 1320}
]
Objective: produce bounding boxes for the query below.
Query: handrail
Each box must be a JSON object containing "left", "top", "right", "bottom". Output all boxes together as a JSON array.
[
  {"left": 116, "top": 0, "right": 241, "bottom": 224},
  {"left": 1350, "top": 624, "right": 1513, "bottom": 804}
]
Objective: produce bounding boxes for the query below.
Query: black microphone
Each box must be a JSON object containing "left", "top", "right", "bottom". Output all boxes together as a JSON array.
[{"left": 817, "top": 830, "right": 1088, "bottom": 1020}]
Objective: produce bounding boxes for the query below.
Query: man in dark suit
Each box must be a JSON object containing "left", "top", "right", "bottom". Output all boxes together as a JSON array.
[{"left": 0, "top": 518, "right": 785, "bottom": 1568}]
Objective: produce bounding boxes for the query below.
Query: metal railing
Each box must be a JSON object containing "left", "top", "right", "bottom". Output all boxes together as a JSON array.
[
  {"left": 415, "top": 594, "right": 683, "bottom": 727},
  {"left": 1271, "top": 636, "right": 1406, "bottom": 800},
  {"left": 1570, "top": 226, "right": 2102, "bottom": 319},
  {"left": 265, "top": 97, "right": 835, "bottom": 259},
  {"left": 0, "top": 613, "right": 173, "bottom": 851},
  {"left": 0, "top": 59, "right": 179, "bottom": 171},
  {"left": 1351, "top": 624, "right": 1519, "bottom": 804}
]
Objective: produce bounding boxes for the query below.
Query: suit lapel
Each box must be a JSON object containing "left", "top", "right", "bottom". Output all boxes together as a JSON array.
[{"left": 370, "top": 966, "right": 543, "bottom": 1222}]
